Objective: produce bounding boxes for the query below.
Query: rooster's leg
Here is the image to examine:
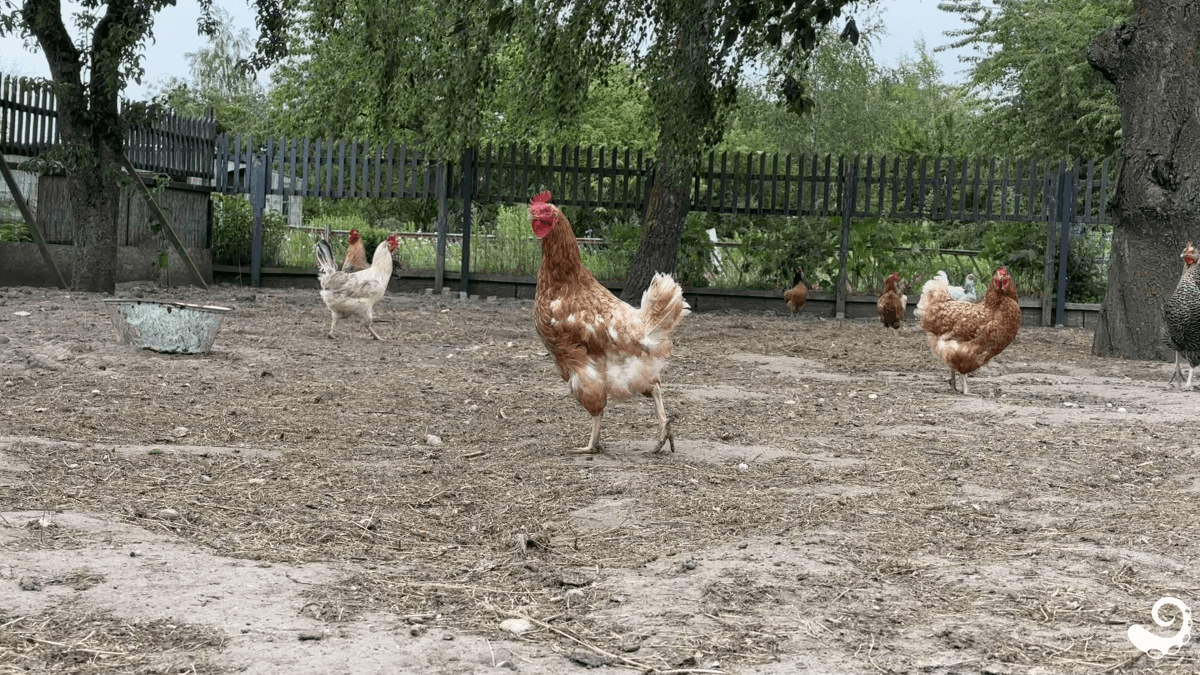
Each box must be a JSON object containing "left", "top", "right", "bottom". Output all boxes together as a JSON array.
[
  {"left": 367, "top": 323, "right": 384, "bottom": 341},
  {"left": 327, "top": 315, "right": 338, "bottom": 339},
  {"left": 961, "top": 373, "right": 970, "bottom": 396},
  {"left": 1171, "top": 352, "right": 1184, "bottom": 387},
  {"left": 948, "top": 369, "right": 958, "bottom": 393},
  {"left": 650, "top": 384, "right": 675, "bottom": 453},
  {"left": 576, "top": 415, "right": 603, "bottom": 454},
  {"left": 1186, "top": 364, "right": 1195, "bottom": 391}
]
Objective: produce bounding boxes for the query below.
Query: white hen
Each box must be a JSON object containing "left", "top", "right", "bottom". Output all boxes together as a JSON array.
[{"left": 315, "top": 234, "right": 399, "bottom": 340}]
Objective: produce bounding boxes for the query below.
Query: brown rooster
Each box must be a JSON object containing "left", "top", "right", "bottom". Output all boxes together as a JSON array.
[
  {"left": 784, "top": 267, "right": 807, "bottom": 314},
  {"left": 915, "top": 267, "right": 1020, "bottom": 395},
  {"left": 529, "top": 191, "right": 690, "bottom": 453},
  {"left": 877, "top": 271, "right": 906, "bottom": 331}
]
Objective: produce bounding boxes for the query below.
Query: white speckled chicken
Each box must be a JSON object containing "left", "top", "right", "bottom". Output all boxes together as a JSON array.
[{"left": 529, "top": 191, "right": 690, "bottom": 453}]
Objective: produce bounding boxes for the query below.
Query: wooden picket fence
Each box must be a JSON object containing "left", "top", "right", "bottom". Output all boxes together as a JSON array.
[
  {"left": 0, "top": 74, "right": 217, "bottom": 182},
  {"left": 214, "top": 136, "right": 1114, "bottom": 225}
]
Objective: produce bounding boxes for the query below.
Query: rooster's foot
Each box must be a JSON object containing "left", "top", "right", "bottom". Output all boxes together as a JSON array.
[{"left": 651, "top": 418, "right": 676, "bottom": 454}]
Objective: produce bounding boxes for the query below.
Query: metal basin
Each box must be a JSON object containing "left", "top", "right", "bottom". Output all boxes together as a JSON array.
[{"left": 102, "top": 299, "right": 232, "bottom": 354}]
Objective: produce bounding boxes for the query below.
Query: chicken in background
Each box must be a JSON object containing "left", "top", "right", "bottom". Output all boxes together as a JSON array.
[
  {"left": 341, "top": 228, "right": 369, "bottom": 272},
  {"left": 877, "top": 271, "right": 906, "bottom": 331},
  {"left": 953, "top": 273, "right": 977, "bottom": 302},
  {"left": 915, "top": 267, "right": 1020, "bottom": 395},
  {"left": 320, "top": 224, "right": 368, "bottom": 272},
  {"left": 529, "top": 191, "right": 690, "bottom": 453},
  {"left": 314, "top": 234, "right": 399, "bottom": 340},
  {"left": 934, "top": 270, "right": 977, "bottom": 302},
  {"left": 1165, "top": 242, "right": 1200, "bottom": 388},
  {"left": 784, "top": 267, "right": 808, "bottom": 314}
]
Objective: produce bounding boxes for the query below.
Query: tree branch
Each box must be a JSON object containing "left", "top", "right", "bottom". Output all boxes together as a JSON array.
[{"left": 21, "top": 0, "right": 83, "bottom": 89}]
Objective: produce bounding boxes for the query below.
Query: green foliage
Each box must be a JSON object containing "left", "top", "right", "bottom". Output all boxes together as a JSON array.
[
  {"left": 727, "top": 17, "right": 973, "bottom": 158},
  {"left": 940, "top": 0, "right": 1130, "bottom": 158},
  {"left": 0, "top": 219, "right": 33, "bottom": 243},
  {"left": 211, "top": 194, "right": 288, "bottom": 266}
]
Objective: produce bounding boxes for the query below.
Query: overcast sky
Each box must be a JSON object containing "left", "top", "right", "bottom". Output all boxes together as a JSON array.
[{"left": 1, "top": 0, "right": 976, "bottom": 101}]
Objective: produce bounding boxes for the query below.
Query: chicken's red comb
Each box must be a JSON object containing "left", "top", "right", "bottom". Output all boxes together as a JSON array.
[{"left": 530, "top": 191, "right": 552, "bottom": 206}]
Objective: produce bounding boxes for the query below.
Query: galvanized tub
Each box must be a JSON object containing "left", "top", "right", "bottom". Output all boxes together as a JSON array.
[{"left": 102, "top": 299, "right": 232, "bottom": 354}]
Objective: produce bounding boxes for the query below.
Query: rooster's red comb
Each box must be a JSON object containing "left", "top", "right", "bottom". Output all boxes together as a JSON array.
[{"left": 530, "top": 191, "right": 552, "bottom": 207}]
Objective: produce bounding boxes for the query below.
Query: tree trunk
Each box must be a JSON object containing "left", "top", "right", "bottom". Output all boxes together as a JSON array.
[
  {"left": 620, "top": 157, "right": 694, "bottom": 302},
  {"left": 619, "top": 5, "right": 716, "bottom": 303},
  {"left": 1089, "top": 0, "right": 1200, "bottom": 360},
  {"left": 65, "top": 152, "right": 121, "bottom": 293},
  {"left": 23, "top": 0, "right": 127, "bottom": 294}
]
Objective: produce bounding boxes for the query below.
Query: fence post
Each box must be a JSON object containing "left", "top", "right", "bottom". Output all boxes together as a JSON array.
[
  {"left": 459, "top": 148, "right": 475, "bottom": 299},
  {"left": 249, "top": 153, "right": 267, "bottom": 287},
  {"left": 435, "top": 158, "right": 449, "bottom": 292},
  {"left": 1054, "top": 161, "right": 1075, "bottom": 327},
  {"left": 835, "top": 160, "right": 857, "bottom": 320},
  {"left": 1041, "top": 160, "right": 1063, "bottom": 327}
]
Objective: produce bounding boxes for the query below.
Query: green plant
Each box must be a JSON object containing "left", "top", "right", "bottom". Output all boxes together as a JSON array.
[
  {"left": 1, "top": 218, "right": 33, "bottom": 243},
  {"left": 211, "top": 194, "right": 288, "bottom": 266}
]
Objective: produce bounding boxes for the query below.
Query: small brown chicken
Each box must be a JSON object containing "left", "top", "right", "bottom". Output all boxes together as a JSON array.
[
  {"left": 783, "top": 267, "right": 808, "bottom": 314},
  {"left": 877, "top": 271, "right": 906, "bottom": 331},
  {"left": 341, "top": 228, "right": 368, "bottom": 272}
]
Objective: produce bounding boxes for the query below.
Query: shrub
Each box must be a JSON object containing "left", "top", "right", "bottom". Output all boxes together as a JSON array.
[{"left": 211, "top": 194, "right": 287, "bottom": 266}]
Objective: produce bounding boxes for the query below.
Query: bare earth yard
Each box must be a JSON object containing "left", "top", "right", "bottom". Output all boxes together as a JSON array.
[{"left": 2, "top": 283, "right": 1200, "bottom": 674}]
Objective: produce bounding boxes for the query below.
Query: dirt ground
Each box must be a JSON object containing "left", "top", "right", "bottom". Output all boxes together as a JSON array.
[{"left": 2, "top": 281, "right": 1200, "bottom": 674}]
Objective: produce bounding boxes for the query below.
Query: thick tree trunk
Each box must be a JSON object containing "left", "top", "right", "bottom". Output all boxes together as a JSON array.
[
  {"left": 620, "top": 158, "right": 694, "bottom": 302},
  {"left": 65, "top": 153, "right": 121, "bottom": 293},
  {"left": 620, "top": 5, "right": 716, "bottom": 303},
  {"left": 1089, "top": 0, "right": 1200, "bottom": 360},
  {"left": 23, "top": 0, "right": 128, "bottom": 294}
]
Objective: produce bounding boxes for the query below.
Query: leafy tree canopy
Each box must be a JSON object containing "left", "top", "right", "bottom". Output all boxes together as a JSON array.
[{"left": 940, "top": 0, "right": 1131, "bottom": 158}]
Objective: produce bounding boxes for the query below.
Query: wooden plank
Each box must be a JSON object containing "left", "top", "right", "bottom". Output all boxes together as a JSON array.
[
  {"left": 891, "top": 157, "right": 900, "bottom": 215},
  {"left": 287, "top": 137, "right": 297, "bottom": 197},
  {"left": 325, "top": 137, "right": 335, "bottom": 197},
  {"left": 1084, "top": 159, "right": 1095, "bottom": 222},
  {"left": 1099, "top": 157, "right": 1110, "bottom": 223},
  {"left": 571, "top": 145, "right": 580, "bottom": 204},
  {"left": 623, "top": 148, "right": 631, "bottom": 207},
  {"left": 984, "top": 158, "right": 995, "bottom": 218},
  {"left": 0, "top": 159, "right": 67, "bottom": 288},
  {"left": 1000, "top": 158, "right": 1011, "bottom": 218},
  {"left": 611, "top": 146, "right": 619, "bottom": 209},
  {"left": 770, "top": 153, "right": 779, "bottom": 213},
  {"left": 757, "top": 152, "right": 766, "bottom": 214},
  {"left": 862, "top": 155, "right": 873, "bottom": 215},
  {"left": 635, "top": 149, "right": 644, "bottom": 210},
  {"left": 118, "top": 153, "right": 207, "bottom": 289},
  {"left": 822, "top": 155, "right": 832, "bottom": 215},
  {"left": 970, "top": 158, "right": 981, "bottom": 219},
  {"left": 809, "top": 154, "right": 818, "bottom": 215},
  {"left": 559, "top": 144, "right": 569, "bottom": 202},
  {"left": 704, "top": 152, "right": 715, "bottom": 212},
  {"left": 917, "top": 157, "right": 927, "bottom": 216},
  {"left": 397, "top": 143, "right": 409, "bottom": 198},
  {"left": 372, "top": 140, "right": 382, "bottom": 198},
  {"left": 348, "top": 138, "right": 358, "bottom": 198},
  {"left": 782, "top": 154, "right": 792, "bottom": 216},
  {"left": 876, "top": 156, "right": 886, "bottom": 216},
  {"left": 931, "top": 157, "right": 942, "bottom": 219},
  {"left": 718, "top": 152, "right": 728, "bottom": 213},
  {"left": 584, "top": 146, "right": 593, "bottom": 206}
]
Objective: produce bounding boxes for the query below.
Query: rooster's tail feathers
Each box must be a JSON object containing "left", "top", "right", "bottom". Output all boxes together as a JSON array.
[
  {"left": 639, "top": 273, "right": 690, "bottom": 354},
  {"left": 315, "top": 239, "right": 336, "bottom": 275},
  {"left": 914, "top": 275, "right": 951, "bottom": 321}
]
